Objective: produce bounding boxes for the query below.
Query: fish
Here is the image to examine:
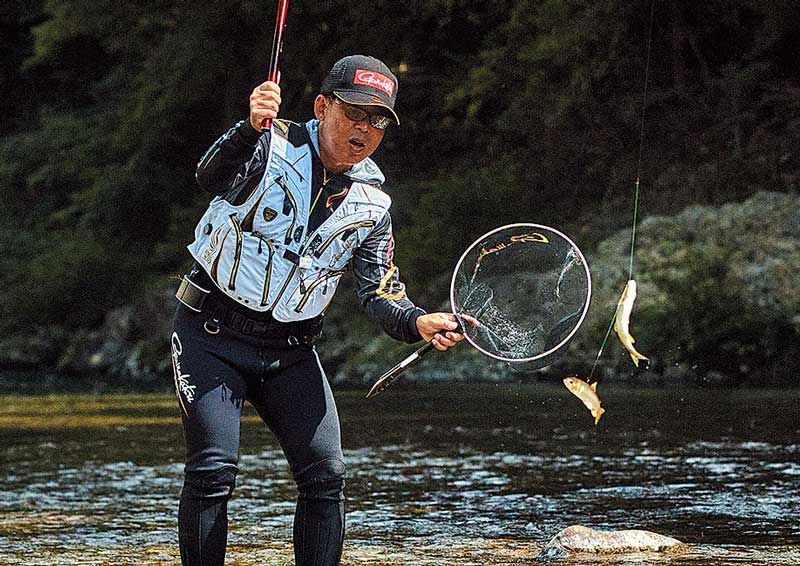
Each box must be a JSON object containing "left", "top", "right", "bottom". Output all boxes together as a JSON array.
[
  {"left": 563, "top": 376, "right": 605, "bottom": 425},
  {"left": 613, "top": 279, "right": 649, "bottom": 367}
]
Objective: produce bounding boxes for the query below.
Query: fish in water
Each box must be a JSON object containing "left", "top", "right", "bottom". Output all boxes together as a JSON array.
[
  {"left": 542, "top": 525, "right": 688, "bottom": 556},
  {"left": 563, "top": 376, "right": 605, "bottom": 425},
  {"left": 613, "top": 279, "right": 648, "bottom": 367}
]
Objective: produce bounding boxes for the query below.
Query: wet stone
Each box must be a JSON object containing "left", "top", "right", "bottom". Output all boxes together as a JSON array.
[{"left": 541, "top": 525, "right": 689, "bottom": 558}]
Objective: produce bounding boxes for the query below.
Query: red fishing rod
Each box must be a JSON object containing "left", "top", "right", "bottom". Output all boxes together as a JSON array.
[{"left": 262, "top": 0, "right": 290, "bottom": 131}]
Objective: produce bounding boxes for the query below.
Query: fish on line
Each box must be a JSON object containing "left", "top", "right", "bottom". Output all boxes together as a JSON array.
[
  {"left": 563, "top": 376, "right": 605, "bottom": 425},
  {"left": 613, "top": 279, "right": 648, "bottom": 367}
]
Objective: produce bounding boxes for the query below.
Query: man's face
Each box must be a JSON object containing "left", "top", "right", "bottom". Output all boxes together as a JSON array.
[{"left": 314, "top": 95, "right": 387, "bottom": 173}]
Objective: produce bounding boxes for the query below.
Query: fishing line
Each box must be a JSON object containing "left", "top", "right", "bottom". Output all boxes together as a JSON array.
[
  {"left": 588, "top": 317, "right": 616, "bottom": 383},
  {"left": 589, "top": 0, "right": 656, "bottom": 384},
  {"left": 628, "top": 0, "right": 656, "bottom": 280}
]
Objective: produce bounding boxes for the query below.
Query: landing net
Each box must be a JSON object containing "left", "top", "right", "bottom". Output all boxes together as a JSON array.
[{"left": 450, "top": 224, "right": 591, "bottom": 364}]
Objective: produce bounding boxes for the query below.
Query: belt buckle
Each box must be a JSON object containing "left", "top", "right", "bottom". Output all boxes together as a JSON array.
[{"left": 287, "top": 336, "right": 300, "bottom": 346}]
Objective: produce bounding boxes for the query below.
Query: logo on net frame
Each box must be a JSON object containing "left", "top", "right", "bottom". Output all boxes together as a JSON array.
[{"left": 354, "top": 70, "right": 394, "bottom": 97}]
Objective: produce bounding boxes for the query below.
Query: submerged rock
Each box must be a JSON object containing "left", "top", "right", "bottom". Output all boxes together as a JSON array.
[{"left": 541, "top": 525, "right": 688, "bottom": 558}]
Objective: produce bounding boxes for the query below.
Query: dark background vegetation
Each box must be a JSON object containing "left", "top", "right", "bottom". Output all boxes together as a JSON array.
[{"left": 1, "top": 1, "right": 798, "bottom": 388}]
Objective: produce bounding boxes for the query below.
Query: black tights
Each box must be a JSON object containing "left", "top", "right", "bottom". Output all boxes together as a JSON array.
[{"left": 172, "top": 305, "right": 345, "bottom": 566}]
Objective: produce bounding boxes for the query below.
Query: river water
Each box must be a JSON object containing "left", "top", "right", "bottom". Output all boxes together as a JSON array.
[{"left": 0, "top": 383, "right": 798, "bottom": 565}]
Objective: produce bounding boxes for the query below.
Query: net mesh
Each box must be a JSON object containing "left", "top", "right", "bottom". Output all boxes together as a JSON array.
[{"left": 451, "top": 225, "right": 590, "bottom": 362}]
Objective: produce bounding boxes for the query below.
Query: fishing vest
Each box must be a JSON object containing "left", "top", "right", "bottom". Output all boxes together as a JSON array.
[{"left": 187, "top": 120, "right": 391, "bottom": 322}]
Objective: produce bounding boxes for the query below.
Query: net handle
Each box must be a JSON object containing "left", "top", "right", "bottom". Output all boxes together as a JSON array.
[
  {"left": 365, "top": 341, "right": 435, "bottom": 398},
  {"left": 365, "top": 316, "right": 467, "bottom": 399}
]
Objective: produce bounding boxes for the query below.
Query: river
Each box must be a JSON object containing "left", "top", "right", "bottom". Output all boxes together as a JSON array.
[{"left": 0, "top": 383, "right": 798, "bottom": 565}]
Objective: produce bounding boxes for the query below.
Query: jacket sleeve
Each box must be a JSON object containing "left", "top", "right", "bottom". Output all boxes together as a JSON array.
[
  {"left": 195, "top": 120, "right": 266, "bottom": 196},
  {"left": 351, "top": 212, "right": 426, "bottom": 343}
]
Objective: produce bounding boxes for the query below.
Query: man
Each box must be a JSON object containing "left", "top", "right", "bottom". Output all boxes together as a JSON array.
[{"left": 171, "top": 55, "right": 465, "bottom": 566}]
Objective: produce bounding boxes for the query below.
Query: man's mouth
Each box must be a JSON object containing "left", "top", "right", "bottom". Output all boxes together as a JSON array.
[{"left": 349, "top": 138, "right": 366, "bottom": 151}]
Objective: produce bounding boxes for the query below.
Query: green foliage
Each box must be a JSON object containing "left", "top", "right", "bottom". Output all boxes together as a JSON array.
[
  {"left": 635, "top": 239, "right": 798, "bottom": 383},
  {"left": 578, "top": 192, "right": 800, "bottom": 385},
  {"left": 0, "top": 227, "right": 116, "bottom": 328},
  {"left": 638, "top": 246, "right": 745, "bottom": 373},
  {"left": 0, "top": 0, "right": 44, "bottom": 134},
  {"left": 1, "top": 0, "right": 799, "bottom": 383}
]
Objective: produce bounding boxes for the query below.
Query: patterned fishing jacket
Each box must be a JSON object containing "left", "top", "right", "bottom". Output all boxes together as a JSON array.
[{"left": 189, "top": 119, "right": 424, "bottom": 343}]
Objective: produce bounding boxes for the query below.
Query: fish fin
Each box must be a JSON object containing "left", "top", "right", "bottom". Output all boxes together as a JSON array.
[
  {"left": 593, "top": 406, "right": 605, "bottom": 425},
  {"left": 590, "top": 381, "right": 598, "bottom": 392},
  {"left": 630, "top": 350, "right": 649, "bottom": 367}
]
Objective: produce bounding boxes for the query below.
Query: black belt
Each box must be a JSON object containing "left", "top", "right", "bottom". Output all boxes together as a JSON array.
[{"left": 175, "top": 272, "right": 322, "bottom": 345}]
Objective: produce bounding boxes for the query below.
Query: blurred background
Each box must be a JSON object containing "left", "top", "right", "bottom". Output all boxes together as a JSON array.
[{"left": 1, "top": 0, "right": 798, "bottom": 391}]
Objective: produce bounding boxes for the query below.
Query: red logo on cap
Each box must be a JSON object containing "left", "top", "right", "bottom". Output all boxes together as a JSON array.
[{"left": 354, "top": 70, "right": 395, "bottom": 97}]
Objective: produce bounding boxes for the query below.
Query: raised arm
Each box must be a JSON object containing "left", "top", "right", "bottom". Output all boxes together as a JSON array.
[{"left": 195, "top": 80, "right": 281, "bottom": 195}]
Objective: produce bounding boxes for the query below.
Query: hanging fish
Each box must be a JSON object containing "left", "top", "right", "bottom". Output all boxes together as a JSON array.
[
  {"left": 563, "top": 376, "right": 605, "bottom": 425},
  {"left": 613, "top": 279, "right": 649, "bottom": 367}
]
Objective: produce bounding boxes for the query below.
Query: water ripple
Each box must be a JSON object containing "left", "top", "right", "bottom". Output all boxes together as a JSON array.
[{"left": 1, "top": 387, "right": 799, "bottom": 564}]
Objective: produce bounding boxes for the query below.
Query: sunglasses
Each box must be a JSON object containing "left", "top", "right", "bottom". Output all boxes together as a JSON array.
[{"left": 332, "top": 97, "right": 392, "bottom": 130}]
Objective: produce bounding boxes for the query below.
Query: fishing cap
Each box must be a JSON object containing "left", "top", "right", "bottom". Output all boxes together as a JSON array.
[{"left": 321, "top": 55, "right": 400, "bottom": 125}]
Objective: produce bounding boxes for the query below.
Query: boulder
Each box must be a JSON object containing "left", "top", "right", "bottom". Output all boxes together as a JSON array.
[
  {"left": 541, "top": 525, "right": 688, "bottom": 557},
  {"left": 567, "top": 191, "right": 800, "bottom": 384}
]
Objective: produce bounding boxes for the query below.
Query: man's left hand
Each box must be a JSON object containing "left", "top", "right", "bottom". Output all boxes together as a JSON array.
[{"left": 416, "top": 313, "right": 477, "bottom": 351}]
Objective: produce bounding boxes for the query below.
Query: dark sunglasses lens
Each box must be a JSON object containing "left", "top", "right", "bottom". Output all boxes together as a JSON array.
[
  {"left": 341, "top": 103, "right": 390, "bottom": 130},
  {"left": 369, "top": 115, "right": 391, "bottom": 130},
  {"left": 343, "top": 105, "right": 367, "bottom": 122}
]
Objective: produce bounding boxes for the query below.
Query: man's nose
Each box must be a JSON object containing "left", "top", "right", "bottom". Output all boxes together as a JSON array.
[{"left": 353, "top": 119, "right": 370, "bottom": 133}]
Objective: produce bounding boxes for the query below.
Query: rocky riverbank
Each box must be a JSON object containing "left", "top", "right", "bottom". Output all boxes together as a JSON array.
[
  {"left": 2, "top": 191, "right": 798, "bottom": 390},
  {"left": 575, "top": 190, "right": 800, "bottom": 385},
  {"left": 339, "top": 191, "right": 800, "bottom": 387}
]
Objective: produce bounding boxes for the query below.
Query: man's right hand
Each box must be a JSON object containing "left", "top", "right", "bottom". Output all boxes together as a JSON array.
[{"left": 249, "top": 80, "right": 282, "bottom": 131}]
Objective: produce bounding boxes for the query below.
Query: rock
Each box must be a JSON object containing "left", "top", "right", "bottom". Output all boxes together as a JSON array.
[
  {"left": 541, "top": 525, "right": 688, "bottom": 558},
  {"left": 0, "top": 326, "right": 68, "bottom": 369},
  {"left": 0, "top": 280, "right": 175, "bottom": 389},
  {"left": 568, "top": 190, "right": 800, "bottom": 385}
]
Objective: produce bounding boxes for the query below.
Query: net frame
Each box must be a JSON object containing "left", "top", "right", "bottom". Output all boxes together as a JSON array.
[{"left": 449, "top": 223, "right": 592, "bottom": 363}]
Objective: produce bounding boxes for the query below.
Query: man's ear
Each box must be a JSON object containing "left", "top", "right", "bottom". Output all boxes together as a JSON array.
[{"left": 314, "top": 95, "right": 330, "bottom": 121}]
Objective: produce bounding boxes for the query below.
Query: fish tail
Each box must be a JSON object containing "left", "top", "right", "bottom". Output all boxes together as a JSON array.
[
  {"left": 593, "top": 406, "right": 605, "bottom": 425},
  {"left": 629, "top": 349, "right": 649, "bottom": 367}
]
